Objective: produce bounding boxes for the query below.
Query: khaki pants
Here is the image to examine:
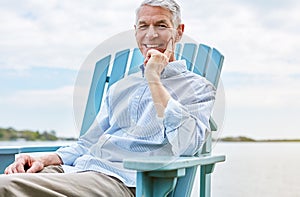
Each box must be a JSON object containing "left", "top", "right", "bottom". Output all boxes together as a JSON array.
[{"left": 0, "top": 165, "right": 135, "bottom": 197}]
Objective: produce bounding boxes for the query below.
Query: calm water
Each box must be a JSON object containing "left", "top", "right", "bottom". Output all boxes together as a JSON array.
[
  {"left": 1, "top": 141, "right": 299, "bottom": 196},
  {"left": 211, "top": 142, "right": 300, "bottom": 197},
  {"left": 0, "top": 140, "right": 75, "bottom": 147}
]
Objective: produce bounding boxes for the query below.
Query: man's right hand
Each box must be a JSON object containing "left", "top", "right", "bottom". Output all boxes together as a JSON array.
[{"left": 4, "top": 154, "right": 44, "bottom": 174}]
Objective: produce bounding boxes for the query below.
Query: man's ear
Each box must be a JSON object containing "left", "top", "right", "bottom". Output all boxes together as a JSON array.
[
  {"left": 134, "top": 25, "right": 137, "bottom": 36},
  {"left": 175, "top": 24, "right": 185, "bottom": 42}
]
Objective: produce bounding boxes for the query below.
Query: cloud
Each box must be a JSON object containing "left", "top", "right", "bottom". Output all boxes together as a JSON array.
[
  {"left": 0, "top": 0, "right": 139, "bottom": 70},
  {"left": 224, "top": 74, "right": 300, "bottom": 109},
  {"left": 180, "top": 0, "right": 300, "bottom": 77},
  {"left": 0, "top": 0, "right": 299, "bottom": 138},
  {"left": 0, "top": 85, "right": 78, "bottom": 137},
  {"left": 2, "top": 0, "right": 298, "bottom": 75},
  {"left": 0, "top": 85, "right": 74, "bottom": 109}
]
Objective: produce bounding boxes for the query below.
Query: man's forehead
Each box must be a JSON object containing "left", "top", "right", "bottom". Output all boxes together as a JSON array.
[
  {"left": 137, "top": 18, "right": 171, "bottom": 24},
  {"left": 137, "top": 5, "right": 173, "bottom": 23}
]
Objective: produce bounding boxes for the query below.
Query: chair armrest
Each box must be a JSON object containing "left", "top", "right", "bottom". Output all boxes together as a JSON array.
[
  {"left": 19, "top": 145, "right": 61, "bottom": 153},
  {"left": 124, "top": 155, "right": 225, "bottom": 197},
  {"left": 123, "top": 155, "right": 225, "bottom": 171},
  {"left": 0, "top": 145, "right": 61, "bottom": 154}
]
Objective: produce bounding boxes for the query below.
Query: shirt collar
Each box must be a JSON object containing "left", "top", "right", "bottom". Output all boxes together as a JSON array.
[{"left": 140, "top": 60, "right": 187, "bottom": 79}]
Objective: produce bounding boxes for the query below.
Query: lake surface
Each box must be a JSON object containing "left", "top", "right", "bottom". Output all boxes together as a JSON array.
[
  {"left": 211, "top": 142, "right": 300, "bottom": 197},
  {"left": 0, "top": 140, "right": 75, "bottom": 147},
  {"left": 1, "top": 141, "right": 299, "bottom": 196}
]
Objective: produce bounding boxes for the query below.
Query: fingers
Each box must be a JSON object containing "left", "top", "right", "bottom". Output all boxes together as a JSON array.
[
  {"left": 4, "top": 154, "right": 36, "bottom": 174},
  {"left": 144, "top": 50, "right": 151, "bottom": 65},
  {"left": 16, "top": 162, "right": 26, "bottom": 173},
  {"left": 4, "top": 162, "right": 26, "bottom": 174},
  {"left": 144, "top": 38, "right": 174, "bottom": 65},
  {"left": 4, "top": 166, "right": 12, "bottom": 174},
  {"left": 26, "top": 161, "right": 43, "bottom": 173},
  {"left": 164, "top": 38, "right": 173, "bottom": 58},
  {"left": 144, "top": 49, "right": 160, "bottom": 65}
]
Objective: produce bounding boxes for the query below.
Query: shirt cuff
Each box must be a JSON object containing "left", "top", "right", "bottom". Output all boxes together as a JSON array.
[
  {"left": 55, "top": 143, "right": 86, "bottom": 166},
  {"left": 163, "top": 98, "right": 189, "bottom": 133}
]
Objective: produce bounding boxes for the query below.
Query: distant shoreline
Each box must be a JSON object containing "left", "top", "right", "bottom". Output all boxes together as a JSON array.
[
  {"left": 216, "top": 136, "right": 300, "bottom": 142},
  {"left": 2, "top": 127, "right": 299, "bottom": 143},
  {"left": 0, "top": 127, "right": 77, "bottom": 142}
]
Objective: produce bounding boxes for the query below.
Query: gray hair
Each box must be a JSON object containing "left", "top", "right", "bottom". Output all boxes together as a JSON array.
[{"left": 136, "top": 0, "right": 182, "bottom": 27}]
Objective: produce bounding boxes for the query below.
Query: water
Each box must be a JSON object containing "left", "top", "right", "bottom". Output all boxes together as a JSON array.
[
  {"left": 211, "top": 142, "right": 300, "bottom": 197},
  {"left": 1, "top": 141, "right": 299, "bottom": 196},
  {"left": 0, "top": 140, "right": 75, "bottom": 147}
]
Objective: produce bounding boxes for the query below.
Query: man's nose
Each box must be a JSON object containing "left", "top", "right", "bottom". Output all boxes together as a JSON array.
[{"left": 146, "top": 26, "right": 158, "bottom": 39}]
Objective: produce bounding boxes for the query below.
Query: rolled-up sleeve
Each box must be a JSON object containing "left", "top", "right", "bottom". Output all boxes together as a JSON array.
[
  {"left": 56, "top": 141, "right": 89, "bottom": 166},
  {"left": 163, "top": 82, "right": 216, "bottom": 156}
]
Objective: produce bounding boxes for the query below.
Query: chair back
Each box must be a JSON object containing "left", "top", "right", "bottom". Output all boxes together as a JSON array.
[
  {"left": 80, "top": 43, "right": 224, "bottom": 196},
  {"left": 80, "top": 43, "right": 224, "bottom": 135}
]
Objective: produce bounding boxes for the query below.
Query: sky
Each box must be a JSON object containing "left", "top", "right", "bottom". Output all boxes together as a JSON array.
[{"left": 0, "top": 0, "right": 299, "bottom": 139}]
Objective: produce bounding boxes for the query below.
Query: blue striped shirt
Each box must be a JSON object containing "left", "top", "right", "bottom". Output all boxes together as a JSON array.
[{"left": 56, "top": 60, "right": 216, "bottom": 187}]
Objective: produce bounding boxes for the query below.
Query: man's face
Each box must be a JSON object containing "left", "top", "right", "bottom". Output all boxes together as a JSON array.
[{"left": 135, "top": 5, "right": 183, "bottom": 61}]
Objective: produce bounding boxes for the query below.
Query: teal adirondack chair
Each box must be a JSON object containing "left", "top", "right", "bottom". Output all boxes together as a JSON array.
[{"left": 0, "top": 42, "right": 225, "bottom": 197}]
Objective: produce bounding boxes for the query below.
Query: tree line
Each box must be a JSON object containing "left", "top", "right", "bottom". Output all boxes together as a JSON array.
[{"left": 0, "top": 127, "right": 58, "bottom": 141}]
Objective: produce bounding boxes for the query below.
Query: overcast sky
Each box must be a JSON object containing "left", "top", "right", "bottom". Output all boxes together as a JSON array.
[{"left": 0, "top": 0, "right": 299, "bottom": 139}]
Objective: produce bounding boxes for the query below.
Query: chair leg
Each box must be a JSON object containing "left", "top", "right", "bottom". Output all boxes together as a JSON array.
[
  {"left": 136, "top": 169, "right": 185, "bottom": 197},
  {"left": 200, "top": 164, "right": 215, "bottom": 197}
]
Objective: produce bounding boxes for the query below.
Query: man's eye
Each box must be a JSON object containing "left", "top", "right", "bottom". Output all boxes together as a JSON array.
[
  {"left": 138, "top": 25, "right": 148, "bottom": 30},
  {"left": 158, "top": 25, "right": 168, "bottom": 29}
]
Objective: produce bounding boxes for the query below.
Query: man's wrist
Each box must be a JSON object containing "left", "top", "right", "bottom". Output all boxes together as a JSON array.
[
  {"left": 39, "top": 153, "right": 63, "bottom": 167},
  {"left": 147, "top": 80, "right": 162, "bottom": 86},
  {"left": 145, "top": 73, "right": 161, "bottom": 83}
]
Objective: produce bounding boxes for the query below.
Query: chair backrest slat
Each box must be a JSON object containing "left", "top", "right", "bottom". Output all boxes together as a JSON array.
[
  {"left": 181, "top": 43, "right": 197, "bottom": 71},
  {"left": 128, "top": 48, "right": 144, "bottom": 75},
  {"left": 174, "top": 43, "right": 182, "bottom": 60},
  {"left": 193, "top": 44, "right": 211, "bottom": 76},
  {"left": 204, "top": 48, "right": 224, "bottom": 88},
  {"left": 108, "top": 49, "right": 130, "bottom": 88},
  {"left": 80, "top": 55, "right": 111, "bottom": 135}
]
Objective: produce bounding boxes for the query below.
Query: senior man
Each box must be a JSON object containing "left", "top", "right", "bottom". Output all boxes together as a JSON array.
[{"left": 0, "top": 0, "right": 216, "bottom": 196}]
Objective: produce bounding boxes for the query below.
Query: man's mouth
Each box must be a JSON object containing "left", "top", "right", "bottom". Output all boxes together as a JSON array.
[
  {"left": 143, "top": 44, "right": 166, "bottom": 53},
  {"left": 144, "top": 44, "right": 162, "bottom": 48}
]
